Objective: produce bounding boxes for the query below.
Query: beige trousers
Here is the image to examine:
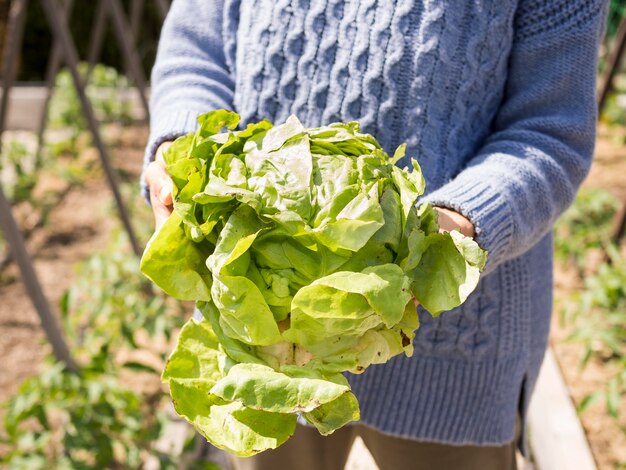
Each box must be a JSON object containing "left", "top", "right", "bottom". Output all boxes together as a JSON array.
[{"left": 229, "top": 421, "right": 519, "bottom": 470}]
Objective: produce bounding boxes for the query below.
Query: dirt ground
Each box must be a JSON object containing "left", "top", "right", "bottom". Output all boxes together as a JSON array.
[
  {"left": 0, "top": 123, "right": 625, "bottom": 469},
  {"left": 550, "top": 124, "right": 626, "bottom": 470},
  {"left": 0, "top": 124, "right": 147, "bottom": 405}
]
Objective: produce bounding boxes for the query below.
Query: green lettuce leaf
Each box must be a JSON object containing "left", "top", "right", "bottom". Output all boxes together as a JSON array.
[
  {"left": 198, "top": 300, "right": 266, "bottom": 366},
  {"left": 284, "top": 264, "right": 412, "bottom": 346},
  {"left": 140, "top": 213, "right": 212, "bottom": 301},
  {"left": 211, "top": 275, "right": 283, "bottom": 346},
  {"left": 163, "top": 318, "right": 296, "bottom": 457},
  {"left": 302, "top": 390, "right": 360, "bottom": 435},
  {"left": 408, "top": 231, "right": 484, "bottom": 315},
  {"left": 169, "top": 382, "right": 296, "bottom": 457},
  {"left": 210, "top": 363, "right": 350, "bottom": 414},
  {"left": 162, "top": 317, "right": 223, "bottom": 385}
]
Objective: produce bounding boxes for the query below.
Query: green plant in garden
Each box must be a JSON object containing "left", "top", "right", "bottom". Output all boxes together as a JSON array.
[
  {"left": 0, "top": 139, "right": 38, "bottom": 204},
  {"left": 568, "top": 246, "right": 626, "bottom": 421},
  {"left": 0, "top": 63, "right": 136, "bottom": 232},
  {"left": 598, "top": 0, "right": 626, "bottom": 127},
  {"left": 47, "top": 63, "right": 134, "bottom": 160},
  {"left": 555, "top": 189, "right": 626, "bottom": 440},
  {"left": 554, "top": 188, "right": 619, "bottom": 271},
  {"left": 49, "top": 63, "right": 133, "bottom": 132},
  {"left": 60, "top": 234, "right": 185, "bottom": 362},
  {"left": 1, "top": 355, "right": 220, "bottom": 470},
  {"left": 0, "top": 132, "right": 94, "bottom": 270},
  {"left": 599, "top": 0, "right": 626, "bottom": 76},
  {"left": 2, "top": 360, "right": 157, "bottom": 469},
  {"left": 0, "top": 138, "right": 53, "bottom": 256},
  {"left": 0, "top": 235, "right": 216, "bottom": 469},
  {"left": 606, "top": 0, "right": 626, "bottom": 44}
]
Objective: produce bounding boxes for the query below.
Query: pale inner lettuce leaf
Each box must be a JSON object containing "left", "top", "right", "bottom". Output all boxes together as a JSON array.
[
  {"left": 142, "top": 110, "right": 487, "bottom": 457},
  {"left": 211, "top": 275, "right": 282, "bottom": 346},
  {"left": 284, "top": 264, "right": 413, "bottom": 347},
  {"left": 246, "top": 135, "right": 313, "bottom": 220},
  {"left": 206, "top": 204, "right": 266, "bottom": 276},
  {"left": 304, "top": 302, "right": 419, "bottom": 374},
  {"left": 391, "top": 163, "right": 425, "bottom": 222},
  {"left": 198, "top": 300, "right": 267, "bottom": 366},
  {"left": 312, "top": 184, "right": 385, "bottom": 252}
]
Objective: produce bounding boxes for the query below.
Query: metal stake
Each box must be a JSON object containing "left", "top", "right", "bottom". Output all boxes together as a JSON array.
[
  {"left": 35, "top": 0, "right": 74, "bottom": 164},
  {"left": 130, "top": 0, "right": 145, "bottom": 43},
  {"left": 154, "top": 0, "right": 170, "bottom": 21},
  {"left": 106, "top": 0, "right": 150, "bottom": 120},
  {"left": 41, "top": 0, "right": 141, "bottom": 256},
  {"left": 0, "top": 183, "right": 78, "bottom": 372},
  {"left": 0, "top": 0, "right": 28, "bottom": 152},
  {"left": 610, "top": 200, "right": 626, "bottom": 245},
  {"left": 86, "top": 0, "right": 107, "bottom": 77}
]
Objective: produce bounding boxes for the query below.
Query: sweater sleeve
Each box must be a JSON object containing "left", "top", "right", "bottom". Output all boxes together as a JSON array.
[
  {"left": 141, "top": 0, "right": 236, "bottom": 200},
  {"left": 422, "top": 0, "right": 608, "bottom": 273}
]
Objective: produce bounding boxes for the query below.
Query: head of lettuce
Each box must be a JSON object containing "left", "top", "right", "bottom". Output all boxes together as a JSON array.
[{"left": 140, "top": 110, "right": 486, "bottom": 456}]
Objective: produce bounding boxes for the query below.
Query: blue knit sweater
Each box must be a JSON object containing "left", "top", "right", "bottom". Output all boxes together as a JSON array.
[{"left": 144, "top": 0, "right": 607, "bottom": 448}]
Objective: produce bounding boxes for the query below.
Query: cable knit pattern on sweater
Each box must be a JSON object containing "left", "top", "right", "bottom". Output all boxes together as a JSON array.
[{"left": 144, "top": 0, "right": 607, "bottom": 447}]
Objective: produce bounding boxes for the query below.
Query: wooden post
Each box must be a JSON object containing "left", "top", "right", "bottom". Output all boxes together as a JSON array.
[{"left": 527, "top": 348, "right": 597, "bottom": 470}]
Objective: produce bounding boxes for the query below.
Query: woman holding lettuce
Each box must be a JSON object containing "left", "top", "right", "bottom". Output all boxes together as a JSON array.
[{"left": 143, "top": 1, "right": 607, "bottom": 469}]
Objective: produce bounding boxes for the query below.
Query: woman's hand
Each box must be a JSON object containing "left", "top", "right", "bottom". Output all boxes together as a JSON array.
[
  {"left": 433, "top": 206, "right": 475, "bottom": 238},
  {"left": 144, "top": 141, "right": 174, "bottom": 230}
]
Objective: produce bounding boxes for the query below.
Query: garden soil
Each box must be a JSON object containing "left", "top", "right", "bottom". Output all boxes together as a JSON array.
[
  {"left": 550, "top": 124, "right": 626, "bottom": 470},
  {"left": 0, "top": 123, "right": 625, "bottom": 469}
]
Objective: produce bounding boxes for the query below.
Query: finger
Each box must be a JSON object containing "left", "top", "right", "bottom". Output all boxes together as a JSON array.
[
  {"left": 145, "top": 159, "right": 174, "bottom": 229},
  {"left": 145, "top": 159, "right": 173, "bottom": 206},
  {"left": 155, "top": 141, "right": 173, "bottom": 164},
  {"left": 149, "top": 181, "right": 173, "bottom": 231}
]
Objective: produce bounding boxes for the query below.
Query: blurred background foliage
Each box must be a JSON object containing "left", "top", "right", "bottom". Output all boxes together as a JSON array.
[{"left": 0, "top": 0, "right": 163, "bottom": 81}]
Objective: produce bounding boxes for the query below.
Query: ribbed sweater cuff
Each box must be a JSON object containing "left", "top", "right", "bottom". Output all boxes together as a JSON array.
[
  {"left": 421, "top": 174, "right": 514, "bottom": 273},
  {"left": 141, "top": 109, "right": 204, "bottom": 202}
]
